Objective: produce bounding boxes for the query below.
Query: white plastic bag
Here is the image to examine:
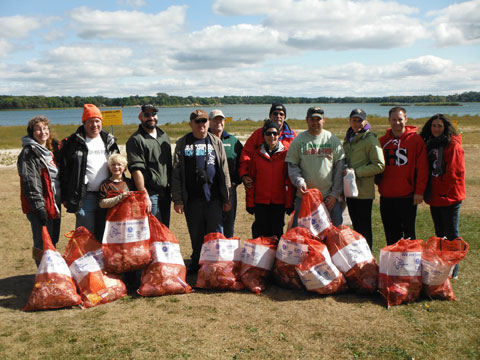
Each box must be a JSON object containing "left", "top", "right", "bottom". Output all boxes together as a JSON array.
[{"left": 343, "top": 168, "right": 358, "bottom": 198}]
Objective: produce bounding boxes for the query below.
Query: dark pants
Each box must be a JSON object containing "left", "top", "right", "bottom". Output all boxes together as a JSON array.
[
  {"left": 346, "top": 198, "right": 373, "bottom": 250},
  {"left": 185, "top": 197, "right": 223, "bottom": 268},
  {"left": 27, "top": 211, "right": 61, "bottom": 266},
  {"left": 252, "top": 203, "right": 285, "bottom": 241},
  {"left": 380, "top": 196, "right": 417, "bottom": 246},
  {"left": 223, "top": 185, "right": 237, "bottom": 238},
  {"left": 430, "top": 202, "right": 462, "bottom": 277},
  {"left": 150, "top": 192, "right": 171, "bottom": 228}
]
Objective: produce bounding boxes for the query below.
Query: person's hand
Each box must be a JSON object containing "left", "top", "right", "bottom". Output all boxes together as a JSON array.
[
  {"left": 242, "top": 175, "right": 254, "bottom": 189},
  {"left": 36, "top": 208, "right": 48, "bottom": 225},
  {"left": 246, "top": 207, "right": 255, "bottom": 215},
  {"left": 299, "top": 184, "right": 308, "bottom": 195},
  {"left": 324, "top": 195, "right": 336, "bottom": 211},
  {"left": 145, "top": 196, "right": 152, "bottom": 213},
  {"left": 223, "top": 202, "right": 232, "bottom": 212},
  {"left": 174, "top": 204, "right": 184, "bottom": 214},
  {"left": 413, "top": 194, "right": 423, "bottom": 205}
]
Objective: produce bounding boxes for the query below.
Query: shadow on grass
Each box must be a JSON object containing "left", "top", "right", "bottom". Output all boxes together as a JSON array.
[{"left": 0, "top": 274, "right": 34, "bottom": 310}]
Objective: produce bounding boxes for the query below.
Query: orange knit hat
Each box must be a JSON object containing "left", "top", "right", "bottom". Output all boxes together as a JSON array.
[{"left": 82, "top": 104, "right": 103, "bottom": 123}]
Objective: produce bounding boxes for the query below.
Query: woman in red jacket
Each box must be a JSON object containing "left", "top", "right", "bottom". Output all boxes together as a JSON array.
[
  {"left": 246, "top": 120, "right": 294, "bottom": 240},
  {"left": 420, "top": 114, "right": 466, "bottom": 278}
]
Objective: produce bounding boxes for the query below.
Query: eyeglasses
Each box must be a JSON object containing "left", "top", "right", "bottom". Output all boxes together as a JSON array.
[
  {"left": 143, "top": 112, "right": 157, "bottom": 118},
  {"left": 194, "top": 118, "right": 208, "bottom": 124},
  {"left": 272, "top": 112, "right": 285, "bottom": 116},
  {"left": 265, "top": 131, "right": 279, "bottom": 136}
]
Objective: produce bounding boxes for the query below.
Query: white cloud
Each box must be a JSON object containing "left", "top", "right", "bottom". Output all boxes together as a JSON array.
[
  {"left": 0, "top": 39, "right": 14, "bottom": 58},
  {"left": 70, "top": 6, "right": 187, "bottom": 43},
  {"left": 428, "top": 0, "right": 480, "bottom": 46},
  {"left": 0, "top": 15, "right": 43, "bottom": 39},
  {"left": 46, "top": 44, "right": 133, "bottom": 63},
  {"left": 213, "top": 0, "right": 290, "bottom": 16},
  {"left": 117, "top": 0, "right": 147, "bottom": 7},
  {"left": 171, "top": 24, "right": 285, "bottom": 69}
]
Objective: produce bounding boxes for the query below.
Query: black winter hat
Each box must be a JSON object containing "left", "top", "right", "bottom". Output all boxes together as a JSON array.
[{"left": 269, "top": 103, "right": 286, "bottom": 117}]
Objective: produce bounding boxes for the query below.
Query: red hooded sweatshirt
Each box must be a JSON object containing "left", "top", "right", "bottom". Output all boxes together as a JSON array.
[
  {"left": 425, "top": 134, "right": 466, "bottom": 207},
  {"left": 378, "top": 125, "right": 428, "bottom": 198}
]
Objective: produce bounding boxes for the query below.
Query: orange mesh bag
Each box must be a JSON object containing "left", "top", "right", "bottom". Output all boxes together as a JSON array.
[
  {"left": 102, "top": 191, "right": 151, "bottom": 273},
  {"left": 296, "top": 188, "right": 332, "bottom": 236},
  {"left": 378, "top": 239, "right": 423, "bottom": 307},
  {"left": 195, "top": 233, "right": 244, "bottom": 290},
  {"left": 421, "top": 236, "right": 468, "bottom": 301},
  {"left": 296, "top": 241, "right": 348, "bottom": 295},
  {"left": 23, "top": 227, "right": 82, "bottom": 311},
  {"left": 272, "top": 227, "right": 317, "bottom": 289},
  {"left": 239, "top": 236, "right": 277, "bottom": 294},
  {"left": 323, "top": 225, "right": 379, "bottom": 294},
  {"left": 63, "top": 226, "right": 126, "bottom": 308},
  {"left": 138, "top": 215, "right": 192, "bottom": 296}
]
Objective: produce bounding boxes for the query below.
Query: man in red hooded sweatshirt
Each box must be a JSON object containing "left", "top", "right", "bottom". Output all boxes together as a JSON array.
[{"left": 377, "top": 107, "right": 428, "bottom": 245}]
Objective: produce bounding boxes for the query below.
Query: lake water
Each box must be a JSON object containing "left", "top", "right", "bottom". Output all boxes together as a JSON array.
[{"left": 1, "top": 102, "right": 479, "bottom": 126}]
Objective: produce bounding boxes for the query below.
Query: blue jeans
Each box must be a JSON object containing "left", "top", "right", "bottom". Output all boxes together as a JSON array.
[
  {"left": 150, "top": 193, "right": 171, "bottom": 228},
  {"left": 185, "top": 197, "right": 224, "bottom": 268},
  {"left": 223, "top": 185, "right": 237, "bottom": 238},
  {"left": 291, "top": 196, "right": 343, "bottom": 228},
  {"left": 27, "top": 210, "right": 61, "bottom": 266},
  {"left": 76, "top": 192, "right": 106, "bottom": 242}
]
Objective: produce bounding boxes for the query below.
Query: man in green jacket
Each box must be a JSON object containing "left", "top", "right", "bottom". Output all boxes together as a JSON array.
[
  {"left": 343, "top": 108, "right": 385, "bottom": 249},
  {"left": 126, "top": 104, "right": 172, "bottom": 226}
]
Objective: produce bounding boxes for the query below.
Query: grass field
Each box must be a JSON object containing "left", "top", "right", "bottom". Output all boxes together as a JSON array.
[{"left": 1, "top": 115, "right": 479, "bottom": 359}]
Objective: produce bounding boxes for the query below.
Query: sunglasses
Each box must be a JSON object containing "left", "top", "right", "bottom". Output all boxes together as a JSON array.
[
  {"left": 272, "top": 111, "right": 285, "bottom": 116},
  {"left": 194, "top": 118, "right": 208, "bottom": 124},
  {"left": 143, "top": 112, "right": 157, "bottom": 117},
  {"left": 265, "top": 131, "right": 279, "bottom": 136}
]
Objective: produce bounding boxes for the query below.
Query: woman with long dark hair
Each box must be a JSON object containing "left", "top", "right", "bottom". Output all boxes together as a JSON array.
[
  {"left": 17, "top": 116, "right": 62, "bottom": 266},
  {"left": 420, "top": 114, "right": 466, "bottom": 278}
]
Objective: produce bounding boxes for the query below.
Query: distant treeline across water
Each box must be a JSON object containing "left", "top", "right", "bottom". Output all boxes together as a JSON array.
[{"left": 1, "top": 91, "right": 480, "bottom": 110}]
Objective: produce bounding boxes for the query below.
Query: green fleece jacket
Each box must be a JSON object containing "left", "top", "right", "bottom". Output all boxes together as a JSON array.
[{"left": 343, "top": 130, "right": 385, "bottom": 199}]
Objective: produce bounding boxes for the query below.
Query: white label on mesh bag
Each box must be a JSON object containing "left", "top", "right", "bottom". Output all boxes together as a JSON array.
[
  {"left": 199, "top": 239, "right": 241, "bottom": 262},
  {"left": 69, "top": 248, "right": 104, "bottom": 283},
  {"left": 379, "top": 250, "right": 421, "bottom": 277},
  {"left": 297, "top": 250, "right": 340, "bottom": 290},
  {"left": 241, "top": 242, "right": 276, "bottom": 270},
  {"left": 297, "top": 203, "right": 331, "bottom": 235},
  {"left": 421, "top": 259, "right": 453, "bottom": 286},
  {"left": 276, "top": 238, "right": 308, "bottom": 265},
  {"left": 38, "top": 250, "right": 71, "bottom": 277},
  {"left": 151, "top": 242, "right": 184, "bottom": 265},
  {"left": 331, "top": 238, "right": 374, "bottom": 273},
  {"left": 102, "top": 217, "right": 150, "bottom": 244}
]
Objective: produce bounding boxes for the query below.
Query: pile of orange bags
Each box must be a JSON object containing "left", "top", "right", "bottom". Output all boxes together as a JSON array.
[
  {"left": 296, "top": 188, "right": 332, "bottom": 236},
  {"left": 296, "top": 241, "right": 348, "bottom": 295},
  {"left": 138, "top": 215, "right": 192, "bottom": 296},
  {"left": 239, "top": 236, "right": 277, "bottom": 293},
  {"left": 23, "top": 227, "right": 82, "bottom": 311},
  {"left": 378, "top": 239, "right": 423, "bottom": 307},
  {"left": 273, "top": 227, "right": 317, "bottom": 289},
  {"left": 421, "top": 236, "right": 468, "bottom": 300},
  {"left": 323, "top": 225, "right": 378, "bottom": 294},
  {"left": 102, "top": 191, "right": 151, "bottom": 273},
  {"left": 196, "top": 233, "right": 244, "bottom": 290},
  {"left": 63, "top": 226, "right": 126, "bottom": 308}
]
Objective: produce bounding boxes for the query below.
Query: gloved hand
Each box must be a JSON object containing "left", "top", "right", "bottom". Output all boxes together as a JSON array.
[
  {"left": 35, "top": 208, "right": 48, "bottom": 225},
  {"left": 285, "top": 207, "right": 294, "bottom": 215},
  {"left": 246, "top": 207, "right": 255, "bottom": 215}
]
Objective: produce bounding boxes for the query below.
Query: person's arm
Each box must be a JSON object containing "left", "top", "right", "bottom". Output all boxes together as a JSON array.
[
  {"left": 354, "top": 136, "right": 385, "bottom": 178},
  {"left": 99, "top": 193, "right": 128, "bottom": 208},
  {"left": 239, "top": 129, "right": 261, "bottom": 188},
  {"left": 414, "top": 137, "right": 429, "bottom": 205},
  {"left": 131, "top": 170, "right": 152, "bottom": 213},
  {"left": 287, "top": 162, "right": 307, "bottom": 194},
  {"left": 172, "top": 138, "right": 184, "bottom": 213}
]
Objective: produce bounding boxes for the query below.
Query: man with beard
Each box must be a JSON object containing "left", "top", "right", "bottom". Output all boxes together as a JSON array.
[{"left": 126, "top": 104, "right": 172, "bottom": 226}]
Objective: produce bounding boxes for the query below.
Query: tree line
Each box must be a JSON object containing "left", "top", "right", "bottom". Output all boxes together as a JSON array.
[{"left": 1, "top": 91, "right": 479, "bottom": 110}]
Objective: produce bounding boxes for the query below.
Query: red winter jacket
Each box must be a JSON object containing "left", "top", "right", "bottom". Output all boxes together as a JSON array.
[
  {"left": 425, "top": 134, "right": 466, "bottom": 207},
  {"left": 239, "top": 122, "right": 296, "bottom": 178},
  {"left": 246, "top": 143, "right": 294, "bottom": 208},
  {"left": 378, "top": 126, "right": 428, "bottom": 198}
]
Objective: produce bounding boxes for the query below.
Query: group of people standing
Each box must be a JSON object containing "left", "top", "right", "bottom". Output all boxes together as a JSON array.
[{"left": 18, "top": 103, "right": 465, "bottom": 278}]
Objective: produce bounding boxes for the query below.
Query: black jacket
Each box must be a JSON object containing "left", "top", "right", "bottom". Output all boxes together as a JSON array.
[{"left": 60, "top": 126, "right": 119, "bottom": 213}]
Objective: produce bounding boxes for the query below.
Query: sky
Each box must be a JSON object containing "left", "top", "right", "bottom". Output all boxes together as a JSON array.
[{"left": 0, "top": 0, "right": 479, "bottom": 98}]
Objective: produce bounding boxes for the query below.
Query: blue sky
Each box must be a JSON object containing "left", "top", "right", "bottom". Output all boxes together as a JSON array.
[{"left": 0, "top": 0, "right": 479, "bottom": 97}]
